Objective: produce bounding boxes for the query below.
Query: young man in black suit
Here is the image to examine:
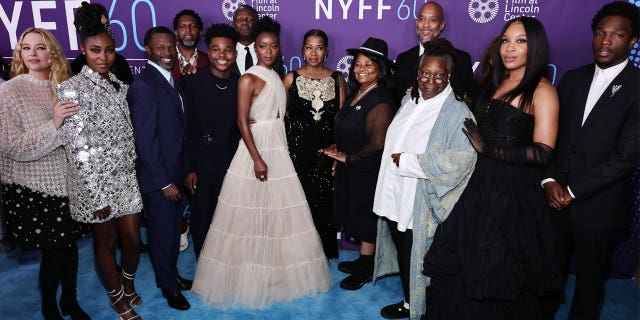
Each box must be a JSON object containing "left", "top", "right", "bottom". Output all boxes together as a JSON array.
[
  {"left": 543, "top": 2, "right": 639, "bottom": 319},
  {"left": 181, "top": 24, "right": 241, "bottom": 259},
  {"left": 392, "top": 1, "right": 473, "bottom": 104}
]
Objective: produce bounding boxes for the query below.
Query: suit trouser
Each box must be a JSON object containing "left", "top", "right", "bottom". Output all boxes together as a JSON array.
[
  {"left": 386, "top": 218, "right": 413, "bottom": 304},
  {"left": 142, "top": 190, "right": 183, "bottom": 291},
  {"left": 189, "top": 183, "right": 223, "bottom": 259},
  {"left": 555, "top": 212, "right": 619, "bottom": 320}
]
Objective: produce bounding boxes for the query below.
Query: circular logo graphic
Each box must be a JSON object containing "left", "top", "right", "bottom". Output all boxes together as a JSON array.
[
  {"left": 337, "top": 55, "right": 353, "bottom": 80},
  {"left": 468, "top": 0, "right": 499, "bottom": 24},
  {"left": 222, "top": 0, "right": 246, "bottom": 22}
]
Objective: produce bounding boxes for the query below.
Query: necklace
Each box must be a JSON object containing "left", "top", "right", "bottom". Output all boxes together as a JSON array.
[
  {"left": 216, "top": 84, "right": 229, "bottom": 90},
  {"left": 357, "top": 83, "right": 378, "bottom": 98}
]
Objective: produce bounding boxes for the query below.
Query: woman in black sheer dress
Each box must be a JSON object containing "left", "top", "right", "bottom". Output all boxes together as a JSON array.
[
  {"left": 321, "top": 37, "right": 395, "bottom": 290},
  {"left": 284, "top": 29, "right": 346, "bottom": 259},
  {"left": 423, "top": 17, "right": 562, "bottom": 319}
]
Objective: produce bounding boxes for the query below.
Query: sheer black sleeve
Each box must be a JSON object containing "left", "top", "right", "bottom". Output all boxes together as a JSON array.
[
  {"left": 482, "top": 142, "right": 554, "bottom": 166},
  {"left": 346, "top": 102, "right": 394, "bottom": 165}
]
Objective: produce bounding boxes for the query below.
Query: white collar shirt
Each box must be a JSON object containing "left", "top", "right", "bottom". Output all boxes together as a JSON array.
[
  {"left": 582, "top": 59, "right": 627, "bottom": 125},
  {"left": 236, "top": 42, "right": 257, "bottom": 74},
  {"left": 373, "top": 85, "right": 452, "bottom": 231}
]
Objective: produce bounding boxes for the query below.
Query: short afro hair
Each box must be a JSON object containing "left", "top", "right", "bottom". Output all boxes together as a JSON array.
[
  {"left": 591, "top": 1, "right": 639, "bottom": 39},
  {"left": 204, "top": 23, "right": 239, "bottom": 46},
  {"left": 173, "top": 9, "right": 203, "bottom": 31}
]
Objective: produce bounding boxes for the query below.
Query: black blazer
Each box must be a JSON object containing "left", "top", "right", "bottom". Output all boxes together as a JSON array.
[
  {"left": 392, "top": 43, "right": 473, "bottom": 103},
  {"left": 547, "top": 62, "right": 639, "bottom": 228}
]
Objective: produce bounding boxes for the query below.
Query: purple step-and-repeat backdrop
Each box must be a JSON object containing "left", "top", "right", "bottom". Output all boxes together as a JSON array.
[
  {"left": 1, "top": 0, "right": 639, "bottom": 277},
  {"left": 2, "top": 0, "right": 639, "bottom": 82}
]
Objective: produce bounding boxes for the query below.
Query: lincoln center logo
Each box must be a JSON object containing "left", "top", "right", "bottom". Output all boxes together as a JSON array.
[
  {"left": 222, "top": 0, "right": 246, "bottom": 21},
  {"left": 468, "top": 0, "right": 499, "bottom": 23}
]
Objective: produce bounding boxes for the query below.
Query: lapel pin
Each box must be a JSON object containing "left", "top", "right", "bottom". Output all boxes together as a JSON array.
[
  {"left": 355, "top": 105, "right": 361, "bottom": 111},
  {"left": 611, "top": 84, "right": 622, "bottom": 97}
]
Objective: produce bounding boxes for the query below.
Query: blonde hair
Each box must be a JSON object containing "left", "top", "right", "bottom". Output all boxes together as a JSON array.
[{"left": 10, "top": 28, "right": 70, "bottom": 100}]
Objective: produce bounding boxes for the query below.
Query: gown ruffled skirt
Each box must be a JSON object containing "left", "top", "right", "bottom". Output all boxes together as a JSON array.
[{"left": 193, "top": 66, "right": 331, "bottom": 309}]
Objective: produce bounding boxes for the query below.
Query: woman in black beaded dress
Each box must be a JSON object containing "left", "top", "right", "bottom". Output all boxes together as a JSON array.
[
  {"left": 423, "top": 17, "right": 562, "bottom": 319},
  {"left": 284, "top": 29, "right": 346, "bottom": 259}
]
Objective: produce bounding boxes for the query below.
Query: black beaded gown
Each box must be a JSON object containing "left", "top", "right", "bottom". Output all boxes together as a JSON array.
[
  {"left": 285, "top": 71, "right": 341, "bottom": 259},
  {"left": 332, "top": 86, "right": 395, "bottom": 244},
  {"left": 423, "top": 99, "right": 562, "bottom": 320}
]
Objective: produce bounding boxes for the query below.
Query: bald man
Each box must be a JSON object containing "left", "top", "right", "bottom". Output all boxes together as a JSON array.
[{"left": 392, "top": 1, "right": 473, "bottom": 106}]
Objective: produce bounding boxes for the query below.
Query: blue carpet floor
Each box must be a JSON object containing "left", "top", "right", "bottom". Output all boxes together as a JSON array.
[{"left": 0, "top": 232, "right": 638, "bottom": 320}]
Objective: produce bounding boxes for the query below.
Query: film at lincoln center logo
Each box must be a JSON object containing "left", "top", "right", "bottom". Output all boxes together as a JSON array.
[
  {"left": 468, "top": 0, "right": 499, "bottom": 24},
  {"left": 222, "top": 0, "right": 247, "bottom": 21}
]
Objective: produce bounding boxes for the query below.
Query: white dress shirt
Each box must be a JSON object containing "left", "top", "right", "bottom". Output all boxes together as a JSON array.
[
  {"left": 373, "top": 85, "right": 452, "bottom": 231},
  {"left": 236, "top": 42, "right": 257, "bottom": 74},
  {"left": 582, "top": 59, "right": 627, "bottom": 125},
  {"left": 146, "top": 60, "right": 183, "bottom": 190}
]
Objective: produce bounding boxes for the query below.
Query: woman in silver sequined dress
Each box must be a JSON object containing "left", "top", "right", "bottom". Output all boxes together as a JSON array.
[
  {"left": 283, "top": 29, "right": 346, "bottom": 259},
  {"left": 0, "top": 28, "right": 89, "bottom": 320},
  {"left": 58, "top": 6, "right": 143, "bottom": 319}
]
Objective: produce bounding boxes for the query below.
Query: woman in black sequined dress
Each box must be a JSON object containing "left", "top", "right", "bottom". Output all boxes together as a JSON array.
[
  {"left": 284, "top": 29, "right": 346, "bottom": 259},
  {"left": 423, "top": 17, "right": 563, "bottom": 319}
]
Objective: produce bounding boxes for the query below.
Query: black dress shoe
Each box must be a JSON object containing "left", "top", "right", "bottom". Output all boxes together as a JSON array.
[
  {"left": 176, "top": 276, "right": 193, "bottom": 291},
  {"left": 339, "top": 272, "right": 373, "bottom": 290},
  {"left": 161, "top": 289, "right": 190, "bottom": 310},
  {"left": 59, "top": 297, "right": 91, "bottom": 320},
  {"left": 381, "top": 301, "right": 410, "bottom": 319},
  {"left": 337, "top": 257, "right": 359, "bottom": 274}
]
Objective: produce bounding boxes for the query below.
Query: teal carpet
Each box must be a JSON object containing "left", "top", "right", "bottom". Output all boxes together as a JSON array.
[{"left": 0, "top": 231, "right": 638, "bottom": 319}]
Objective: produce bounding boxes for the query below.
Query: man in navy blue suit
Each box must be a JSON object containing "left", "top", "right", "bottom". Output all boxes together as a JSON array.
[{"left": 127, "top": 26, "right": 191, "bottom": 311}]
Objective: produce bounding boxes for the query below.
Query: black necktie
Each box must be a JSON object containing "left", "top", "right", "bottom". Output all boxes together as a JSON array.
[{"left": 244, "top": 47, "right": 253, "bottom": 71}]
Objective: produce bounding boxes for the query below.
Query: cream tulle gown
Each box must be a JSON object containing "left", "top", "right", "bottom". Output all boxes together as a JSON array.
[{"left": 193, "top": 65, "right": 331, "bottom": 309}]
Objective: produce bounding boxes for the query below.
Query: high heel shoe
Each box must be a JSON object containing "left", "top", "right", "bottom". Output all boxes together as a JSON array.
[
  {"left": 120, "top": 270, "right": 142, "bottom": 307},
  {"left": 59, "top": 296, "right": 91, "bottom": 320},
  {"left": 109, "top": 286, "right": 141, "bottom": 320}
]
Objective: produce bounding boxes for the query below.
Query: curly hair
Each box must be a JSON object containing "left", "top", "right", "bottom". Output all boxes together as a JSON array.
[
  {"left": 252, "top": 16, "right": 280, "bottom": 39},
  {"left": 204, "top": 23, "right": 239, "bottom": 46},
  {"left": 591, "top": 1, "right": 639, "bottom": 38},
  {"left": 74, "top": 1, "right": 114, "bottom": 42},
  {"left": 10, "top": 28, "right": 70, "bottom": 100}
]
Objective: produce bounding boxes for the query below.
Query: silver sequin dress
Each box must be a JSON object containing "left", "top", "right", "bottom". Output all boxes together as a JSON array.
[{"left": 58, "top": 66, "right": 142, "bottom": 223}]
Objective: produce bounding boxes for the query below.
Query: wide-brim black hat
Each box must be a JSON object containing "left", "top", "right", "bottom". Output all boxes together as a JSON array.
[{"left": 346, "top": 37, "right": 392, "bottom": 64}]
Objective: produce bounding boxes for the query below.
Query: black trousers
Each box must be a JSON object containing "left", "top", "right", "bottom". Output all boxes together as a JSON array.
[
  {"left": 189, "top": 183, "right": 223, "bottom": 259},
  {"left": 554, "top": 212, "right": 619, "bottom": 320},
  {"left": 386, "top": 218, "right": 413, "bottom": 304}
]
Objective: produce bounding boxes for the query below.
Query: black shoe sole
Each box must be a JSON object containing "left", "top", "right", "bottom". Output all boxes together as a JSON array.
[{"left": 339, "top": 275, "right": 373, "bottom": 290}]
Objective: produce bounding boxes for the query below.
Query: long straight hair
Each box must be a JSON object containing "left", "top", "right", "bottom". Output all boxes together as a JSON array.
[{"left": 479, "top": 17, "right": 549, "bottom": 113}]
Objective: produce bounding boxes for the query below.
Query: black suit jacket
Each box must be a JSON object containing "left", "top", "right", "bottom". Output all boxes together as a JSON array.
[
  {"left": 392, "top": 43, "right": 473, "bottom": 103},
  {"left": 548, "top": 62, "right": 639, "bottom": 228}
]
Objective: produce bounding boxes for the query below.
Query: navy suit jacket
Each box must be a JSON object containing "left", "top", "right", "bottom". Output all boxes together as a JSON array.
[
  {"left": 128, "top": 62, "right": 188, "bottom": 194},
  {"left": 547, "top": 62, "right": 639, "bottom": 228}
]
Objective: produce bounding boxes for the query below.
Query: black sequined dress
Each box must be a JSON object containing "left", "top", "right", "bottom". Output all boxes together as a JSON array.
[{"left": 285, "top": 71, "right": 341, "bottom": 258}]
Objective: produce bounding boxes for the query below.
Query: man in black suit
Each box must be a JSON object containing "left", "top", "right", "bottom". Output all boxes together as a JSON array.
[
  {"left": 127, "top": 26, "right": 192, "bottom": 311},
  {"left": 392, "top": 1, "right": 473, "bottom": 104},
  {"left": 182, "top": 23, "right": 241, "bottom": 259},
  {"left": 543, "top": 2, "right": 639, "bottom": 319},
  {"left": 231, "top": 5, "right": 285, "bottom": 78}
]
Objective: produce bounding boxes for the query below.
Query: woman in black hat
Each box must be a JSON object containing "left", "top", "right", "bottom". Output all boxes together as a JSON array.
[{"left": 321, "top": 37, "right": 396, "bottom": 290}]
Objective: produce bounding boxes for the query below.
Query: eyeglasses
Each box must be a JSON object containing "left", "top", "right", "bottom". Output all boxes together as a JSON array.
[{"left": 416, "top": 72, "right": 447, "bottom": 84}]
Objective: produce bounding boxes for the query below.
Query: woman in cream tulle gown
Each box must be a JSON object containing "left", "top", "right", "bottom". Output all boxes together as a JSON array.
[{"left": 192, "top": 16, "right": 331, "bottom": 309}]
